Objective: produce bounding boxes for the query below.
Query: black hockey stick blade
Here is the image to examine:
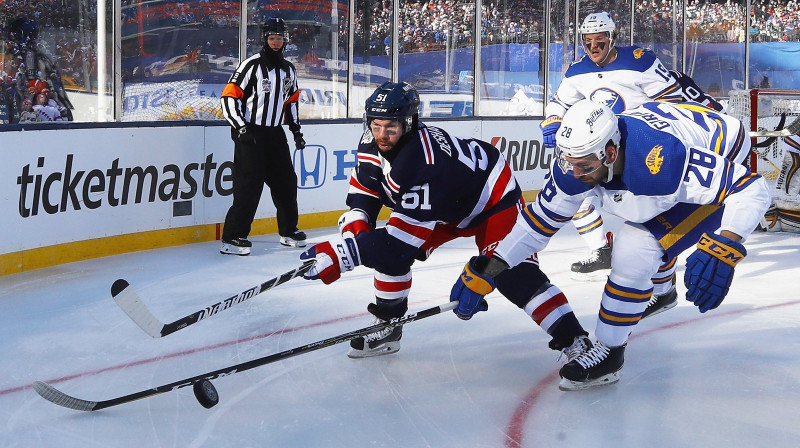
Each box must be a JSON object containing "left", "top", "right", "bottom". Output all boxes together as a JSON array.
[
  {"left": 34, "top": 301, "right": 458, "bottom": 411},
  {"left": 113, "top": 260, "right": 316, "bottom": 338}
]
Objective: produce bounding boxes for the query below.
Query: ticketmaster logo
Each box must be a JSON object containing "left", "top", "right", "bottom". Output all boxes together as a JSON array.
[{"left": 16, "top": 154, "right": 234, "bottom": 217}]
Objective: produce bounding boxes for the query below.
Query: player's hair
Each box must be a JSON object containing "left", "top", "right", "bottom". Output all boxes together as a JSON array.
[{"left": 364, "top": 81, "right": 420, "bottom": 135}]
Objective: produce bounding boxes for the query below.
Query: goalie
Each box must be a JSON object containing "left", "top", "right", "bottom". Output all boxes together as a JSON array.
[{"left": 767, "top": 134, "right": 800, "bottom": 232}]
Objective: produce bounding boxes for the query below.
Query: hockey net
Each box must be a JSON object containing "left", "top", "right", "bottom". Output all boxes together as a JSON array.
[
  {"left": 121, "top": 79, "right": 224, "bottom": 122},
  {"left": 727, "top": 89, "right": 800, "bottom": 232}
]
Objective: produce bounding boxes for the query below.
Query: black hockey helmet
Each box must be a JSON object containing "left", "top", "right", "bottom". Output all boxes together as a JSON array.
[
  {"left": 262, "top": 17, "right": 289, "bottom": 45},
  {"left": 365, "top": 81, "right": 420, "bottom": 135}
]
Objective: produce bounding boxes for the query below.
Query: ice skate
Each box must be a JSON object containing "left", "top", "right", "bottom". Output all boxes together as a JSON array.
[
  {"left": 280, "top": 230, "right": 307, "bottom": 247},
  {"left": 220, "top": 238, "right": 252, "bottom": 256},
  {"left": 559, "top": 341, "right": 625, "bottom": 391},
  {"left": 570, "top": 232, "right": 612, "bottom": 281}
]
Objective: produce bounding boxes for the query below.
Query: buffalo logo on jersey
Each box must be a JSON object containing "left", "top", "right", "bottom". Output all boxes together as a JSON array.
[
  {"left": 646, "top": 145, "right": 664, "bottom": 174},
  {"left": 633, "top": 48, "right": 644, "bottom": 59},
  {"left": 589, "top": 88, "right": 625, "bottom": 113}
]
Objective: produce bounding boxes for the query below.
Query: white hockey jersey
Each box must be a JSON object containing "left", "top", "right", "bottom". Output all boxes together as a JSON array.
[
  {"left": 546, "top": 46, "right": 683, "bottom": 117},
  {"left": 498, "top": 101, "right": 771, "bottom": 267}
]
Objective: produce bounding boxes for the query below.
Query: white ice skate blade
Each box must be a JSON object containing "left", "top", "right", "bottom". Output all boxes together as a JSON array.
[
  {"left": 558, "top": 372, "right": 620, "bottom": 391},
  {"left": 347, "top": 341, "right": 400, "bottom": 359},
  {"left": 569, "top": 269, "right": 610, "bottom": 282},
  {"left": 220, "top": 244, "right": 250, "bottom": 256}
]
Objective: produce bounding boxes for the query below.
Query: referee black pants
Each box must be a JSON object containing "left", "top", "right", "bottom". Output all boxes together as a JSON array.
[{"left": 222, "top": 125, "right": 299, "bottom": 240}]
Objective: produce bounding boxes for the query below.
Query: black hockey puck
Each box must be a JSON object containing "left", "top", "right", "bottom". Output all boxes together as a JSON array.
[{"left": 193, "top": 379, "right": 219, "bottom": 409}]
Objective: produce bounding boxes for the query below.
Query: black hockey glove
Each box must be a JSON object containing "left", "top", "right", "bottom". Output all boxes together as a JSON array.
[
  {"left": 293, "top": 131, "right": 306, "bottom": 150},
  {"left": 236, "top": 125, "right": 257, "bottom": 145}
]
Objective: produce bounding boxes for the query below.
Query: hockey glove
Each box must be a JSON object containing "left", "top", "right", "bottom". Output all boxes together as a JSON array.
[
  {"left": 338, "top": 209, "right": 371, "bottom": 238},
  {"left": 684, "top": 232, "right": 747, "bottom": 313},
  {"left": 540, "top": 116, "right": 562, "bottom": 149},
  {"left": 450, "top": 256, "right": 494, "bottom": 320},
  {"left": 300, "top": 235, "right": 360, "bottom": 284},
  {"left": 293, "top": 131, "right": 306, "bottom": 150},
  {"left": 236, "top": 125, "right": 257, "bottom": 145}
]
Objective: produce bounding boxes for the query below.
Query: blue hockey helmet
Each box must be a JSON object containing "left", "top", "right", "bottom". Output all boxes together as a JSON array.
[{"left": 364, "top": 81, "right": 420, "bottom": 135}]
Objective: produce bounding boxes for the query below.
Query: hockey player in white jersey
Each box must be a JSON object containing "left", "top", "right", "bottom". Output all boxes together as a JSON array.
[
  {"left": 453, "top": 99, "right": 769, "bottom": 390},
  {"left": 299, "top": 82, "right": 591, "bottom": 360},
  {"left": 540, "top": 12, "right": 683, "bottom": 282}
]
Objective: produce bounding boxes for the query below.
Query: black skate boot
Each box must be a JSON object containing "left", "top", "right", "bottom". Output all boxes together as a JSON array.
[
  {"left": 559, "top": 341, "right": 625, "bottom": 391},
  {"left": 280, "top": 230, "right": 307, "bottom": 247},
  {"left": 570, "top": 232, "right": 613, "bottom": 281},
  {"left": 348, "top": 301, "right": 405, "bottom": 359},
  {"left": 220, "top": 238, "right": 252, "bottom": 256},
  {"left": 642, "top": 285, "right": 678, "bottom": 320}
]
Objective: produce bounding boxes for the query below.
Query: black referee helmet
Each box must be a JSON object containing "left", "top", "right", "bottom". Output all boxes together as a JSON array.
[{"left": 262, "top": 17, "right": 289, "bottom": 49}]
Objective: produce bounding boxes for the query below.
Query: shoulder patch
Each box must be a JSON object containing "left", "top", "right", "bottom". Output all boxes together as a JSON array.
[
  {"left": 645, "top": 145, "right": 665, "bottom": 174},
  {"left": 633, "top": 47, "right": 645, "bottom": 59}
]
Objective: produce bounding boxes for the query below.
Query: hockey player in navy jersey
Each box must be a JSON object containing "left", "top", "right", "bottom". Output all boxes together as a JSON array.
[
  {"left": 299, "top": 81, "right": 591, "bottom": 360},
  {"left": 540, "top": 12, "right": 683, "bottom": 284},
  {"left": 670, "top": 69, "right": 725, "bottom": 112},
  {"left": 453, "top": 99, "right": 770, "bottom": 390}
]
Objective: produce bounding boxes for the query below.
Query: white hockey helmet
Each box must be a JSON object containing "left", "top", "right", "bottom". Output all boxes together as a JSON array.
[
  {"left": 580, "top": 12, "right": 616, "bottom": 36},
  {"left": 556, "top": 99, "right": 620, "bottom": 181},
  {"left": 580, "top": 12, "right": 616, "bottom": 52}
]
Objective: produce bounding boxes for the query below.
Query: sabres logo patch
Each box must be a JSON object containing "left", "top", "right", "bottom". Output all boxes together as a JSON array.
[
  {"left": 633, "top": 48, "right": 644, "bottom": 59},
  {"left": 646, "top": 145, "right": 664, "bottom": 174}
]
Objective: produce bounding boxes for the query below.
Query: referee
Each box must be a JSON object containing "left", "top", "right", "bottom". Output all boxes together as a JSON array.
[{"left": 219, "top": 17, "right": 307, "bottom": 255}]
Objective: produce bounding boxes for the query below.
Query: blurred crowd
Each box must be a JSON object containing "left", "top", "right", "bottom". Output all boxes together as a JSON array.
[{"left": 2, "top": 0, "right": 800, "bottom": 122}]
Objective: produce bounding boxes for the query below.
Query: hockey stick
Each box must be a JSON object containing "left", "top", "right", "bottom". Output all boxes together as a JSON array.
[
  {"left": 33, "top": 301, "right": 458, "bottom": 411},
  {"left": 112, "top": 260, "right": 316, "bottom": 338},
  {"left": 751, "top": 113, "right": 786, "bottom": 148},
  {"left": 749, "top": 113, "right": 800, "bottom": 138}
]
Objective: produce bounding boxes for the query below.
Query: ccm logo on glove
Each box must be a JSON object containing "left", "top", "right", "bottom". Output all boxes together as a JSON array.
[{"left": 696, "top": 234, "right": 745, "bottom": 266}]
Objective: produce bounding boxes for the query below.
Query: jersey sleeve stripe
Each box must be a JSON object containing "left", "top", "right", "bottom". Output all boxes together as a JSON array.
[
  {"left": 651, "top": 82, "right": 682, "bottom": 101},
  {"left": 358, "top": 153, "right": 382, "bottom": 167},
  {"left": 728, "top": 172, "right": 761, "bottom": 195},
  {"left": 386, "top": 173, "right": 400, "bottom": 193},
  {"left": 522, "top": 205, "right": 559, "bottom": 237},
  {"left": 348, "top": 176, "right": 379, "bottom": 198},
  {"left": 712, "top": 162, "right": 733, "bottom": 204},
  {"left": 386, "top": 214, "right": 435, "bottom": 248},
  {"left": 727, "top": 124, "right": 747, "bottom": 162},
  {"left": 419, "top": 128, "right": 435, "bottom": 165}
]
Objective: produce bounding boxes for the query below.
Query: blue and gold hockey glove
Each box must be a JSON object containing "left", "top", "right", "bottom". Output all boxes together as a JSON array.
[
  {"left": 450, "top": 256, "right": 494, "bottom": 320},
  {"left": 540, "top": 116, "right": 563, "bottom": 149},
  {"left": 684, "top": 232, "right": 747, "bottom": 313}
]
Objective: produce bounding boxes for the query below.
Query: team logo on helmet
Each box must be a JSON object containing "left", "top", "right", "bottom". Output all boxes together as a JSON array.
[
  {"left": 646, "top": 145, "right": 664, "bottom": 174},
  {"left": 589, "top": 89, "right": 625, "bottom": 114}
]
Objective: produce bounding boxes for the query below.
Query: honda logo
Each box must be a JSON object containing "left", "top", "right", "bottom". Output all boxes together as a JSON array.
[{"left": 293, "top": 145, "right": 327, "bottom": 189}]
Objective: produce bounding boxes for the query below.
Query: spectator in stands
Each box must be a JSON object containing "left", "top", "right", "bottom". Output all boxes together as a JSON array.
[
  {"left": 18, "top": 97, "right": 40, "bottom": 122},
  {"left": 33, "top": 92, "right": 62, "bottom": 121}
]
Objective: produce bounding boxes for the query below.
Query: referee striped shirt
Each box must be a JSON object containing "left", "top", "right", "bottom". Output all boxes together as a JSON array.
[{"left": 220, "top": 52, "right": 301, "bottom": 132}]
